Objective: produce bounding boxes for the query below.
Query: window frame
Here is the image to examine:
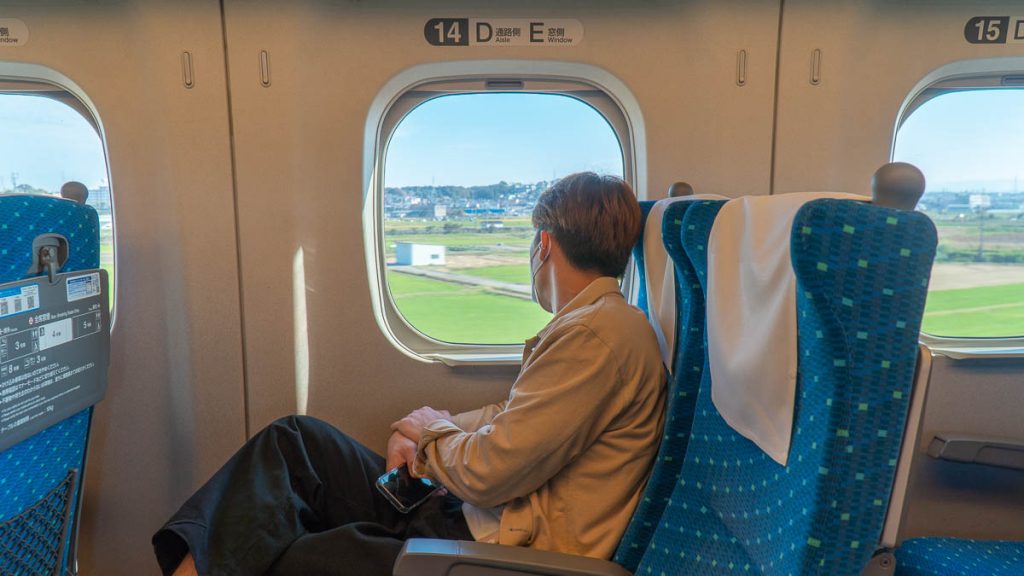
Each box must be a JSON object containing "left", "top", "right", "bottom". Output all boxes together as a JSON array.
[
  {"left": 363, "top": 61, "right": 645, "bottom": 365},
  {"left": 0, "top": 75, "right": 116, "bottom": 322},
  {"left": 894, "top": 62, "right": 1024, "bottom": 358}
]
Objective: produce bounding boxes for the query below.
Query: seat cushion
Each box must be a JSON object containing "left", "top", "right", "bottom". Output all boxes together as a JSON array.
[
  {"left": 896, "top": 538, "right": 1024, "bottom": 576},
  {"left": 614, "top": 201, "right": 705, "bottom": 573}
]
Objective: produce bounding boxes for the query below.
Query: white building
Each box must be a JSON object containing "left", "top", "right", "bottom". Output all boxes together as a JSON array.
[{"left": 395, "top": 243, "right": 446, "bottom": 266}]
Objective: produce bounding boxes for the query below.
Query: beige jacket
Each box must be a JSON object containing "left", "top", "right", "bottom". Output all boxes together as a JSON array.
[{"left": 416, "top": 277, "right": 666, "bottom": 559}]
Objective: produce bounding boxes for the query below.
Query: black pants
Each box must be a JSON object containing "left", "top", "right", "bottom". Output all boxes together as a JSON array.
[{"left": 152, "top": 415, "right": 473, "bottom": 576}]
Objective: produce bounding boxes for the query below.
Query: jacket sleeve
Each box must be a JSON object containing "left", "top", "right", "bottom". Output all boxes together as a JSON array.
[
  {"left": 449, "top": 401, "right": 508, "bottom": 433},
  {"left": 415, "top": 323, "right": 625, "bottom": 508}
]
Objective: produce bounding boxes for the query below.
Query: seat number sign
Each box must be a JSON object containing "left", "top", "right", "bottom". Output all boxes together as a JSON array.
[
  {"left": 425, "top": 18, "right": 582, "bottom": 47},
  {"left": 0, "top": 271, "right": 110, "bottom": 452},
  {"left": 964, "top": 16, "right": 1024, "bottom": 44}
]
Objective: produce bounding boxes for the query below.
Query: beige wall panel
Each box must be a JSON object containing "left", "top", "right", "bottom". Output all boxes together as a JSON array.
[
  {"left": 775, "top": 0, "right": 1024, "bottom": 194},
  {"left": 223, "top": 0, "right": 781, "bottom": 453},
  {"left": 0, "top": 1, "right": 246, "bottom": 574},
  {"left": 775, "top": 0, "right": 1024, "bottom": 542}
]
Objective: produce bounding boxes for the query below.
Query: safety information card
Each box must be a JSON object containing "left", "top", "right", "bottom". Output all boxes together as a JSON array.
[{"left": 0, "top": 270, "right": 109, "bottom": 452}]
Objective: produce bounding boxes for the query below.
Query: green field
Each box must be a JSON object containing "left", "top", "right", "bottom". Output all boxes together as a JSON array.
[
  {"left": 931, "top": 216, "right": 1024, "bottom": 264},
  {"left": 922, "top": 283, "right": 1024, "bottom": 338},
  {"left": 388, "top": 271, "right": 550, "bottom": 343},
  {"left": 384, "top": 219, "right": 534, "bottom": 257},
  {"left": 100, "top": 240, "right": 116, "bottom": 310},
  {"left": 456, "top": 264, "right": 531, "bottom": 284},
  {"left": 390, "top": 266, "right": 1024, "bottom": 343},
  {"left": 383, "top": 234, "right": 532, "bottom": 260},
  {"left": 385, "top": 217, "right": 1024, "bottom": 342},
  {"left": 379, "top": 214, "right": 1024, "bottom": 342}
]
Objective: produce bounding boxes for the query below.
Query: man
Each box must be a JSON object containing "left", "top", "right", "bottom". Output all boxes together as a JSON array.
[{"left": 154, "top": 172, "right": 666, "bottom": 576}]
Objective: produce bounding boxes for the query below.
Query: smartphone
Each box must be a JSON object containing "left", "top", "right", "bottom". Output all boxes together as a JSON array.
[{"left": 375, "top": 464, "right": 441, "bottom": 513}]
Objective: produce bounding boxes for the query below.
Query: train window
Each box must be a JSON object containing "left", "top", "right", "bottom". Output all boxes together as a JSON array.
[
  {"left": 376, "top": 81, "right": 629, "bottom": 351},
  {"left": 894, "top": 88, "right": 1024, "bottom": 339},
  {"left": 0, "top": 89, "right": 113, "bottom": 309}
]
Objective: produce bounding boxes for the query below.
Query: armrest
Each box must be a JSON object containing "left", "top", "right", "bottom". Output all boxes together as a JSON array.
[
  {"left": 393, "top": 539, "right": 632, "bottom": 576},
  {"left": 928, "top": 434, "right": 1024, "bottom": 471}
]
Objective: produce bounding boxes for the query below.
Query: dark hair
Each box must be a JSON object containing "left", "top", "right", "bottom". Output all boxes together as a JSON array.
[{"left": 531, "top": 172, "right": 641, "bottom": 277}]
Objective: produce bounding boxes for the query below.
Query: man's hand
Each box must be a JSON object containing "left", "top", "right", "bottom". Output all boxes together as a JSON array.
[
  {"left": 390, "top": 407, "right": 451, "bottom": 444},
  {"left": 385, "top": 431, "right": 418, "bottom": 472}
]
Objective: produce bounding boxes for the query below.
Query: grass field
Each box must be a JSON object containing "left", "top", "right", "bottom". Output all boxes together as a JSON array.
[
  {"left": 924, "top": 216, "right": 1024, "bottom": 336},
  {"left": 922, "top": 283, "right": 1024, "bottom": 338},
  {"left": 384, "top": 218, "right": 1024, "bottom": 342},
  {"left": 456, "top": 264, "right": 531, "bottom": 285},
  {"left": 384, "top": 217, "right": 532, "bottom": 231},
  {"left": 390, "top": 264, "right": 1024, "bottom": 342},
  {"left": 100, "top": 240, "right": 115, "bottom": 310},
  {"left": 383, "top": 233, "right": 532, "bottom": 259},
  {"left": 387, "top": 270, "right": 549, "bottom": 343}
]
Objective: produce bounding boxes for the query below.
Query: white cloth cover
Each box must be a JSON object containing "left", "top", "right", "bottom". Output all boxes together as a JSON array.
[
  {"left": 643, "top": 194, "right": 726, "bottom": 371},
  {"left": 462, "top": 502, "right": 503, "bottom": 543},
  {"left": 707, "top": 192, "right": 868, "bottom": 466}
]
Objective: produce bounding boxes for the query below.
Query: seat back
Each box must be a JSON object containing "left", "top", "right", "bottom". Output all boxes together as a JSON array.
[
  {"left": 637, "top": 198, "right": 937, "bottom": 575},
  {"left": 631, "top": 201, "right": 657, "bottom": 316},
  {"left": 0, "top": 195, "right": 102, "bottom": 576},
  {"left": 614, "top": 201, "right": 708, "bottom": 572}
]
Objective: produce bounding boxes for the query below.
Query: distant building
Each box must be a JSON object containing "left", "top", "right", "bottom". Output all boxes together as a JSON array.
[
  {"left": 88, "top": 186, "right": 112, "bottom": 213},
  {"left": 480, "top": 220, "right": 505, "bottom": 230},
  {"left": 395, "top": 243, "right": 446, "bottom": 266},
  {"left": 969, "top": 194, "right": 991, "bottom": 209}
]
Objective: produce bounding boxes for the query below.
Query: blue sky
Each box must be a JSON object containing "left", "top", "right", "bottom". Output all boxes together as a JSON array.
[
  {"left": 0, "top": 95, "right": 107, "bottom": 192},
  {"left": 3, "top": 89, "right": 1022, "bottom": 194},
  {"left": 894, "top": 90, "right": 1024, "bottom": 194},
  {"left": 384, "top": 93, "right": 624, "bottom": 188}
]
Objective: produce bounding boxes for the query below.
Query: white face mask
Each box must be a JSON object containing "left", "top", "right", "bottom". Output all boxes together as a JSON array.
[{"left": 530, "top": 232, "right": 549, "bottom": 306}]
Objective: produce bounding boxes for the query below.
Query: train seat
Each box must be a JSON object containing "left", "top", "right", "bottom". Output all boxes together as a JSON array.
[
  {"left": 614, "top": 199, "right": 719, "bottom": 573},
  {"left": 894, "top": 537, "right": 1024, "bottom": 575},
  {"left": 631, "top": 200, "right": 657, "bottom": 316},
  {"left": 633, "top": 195, "right": 937, "bottom": 575},
  {"left": 0, "top": 193, "right": 106, "bottom": 576}
]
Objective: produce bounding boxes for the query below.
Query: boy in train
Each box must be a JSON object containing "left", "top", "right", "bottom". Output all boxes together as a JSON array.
[{"left": 153, "top": 172, "right": 667, "bottom": 576}]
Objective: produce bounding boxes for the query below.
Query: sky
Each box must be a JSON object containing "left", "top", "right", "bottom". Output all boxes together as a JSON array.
[
  {"left": 893, "top": 89, "right": 1024, "bottom": 194},
  {"left": 0, "top": 95, "right": 107, "bottom": 192},
  {"left": 3, "top": 88, "right": 1022, "bottom": 194},
  {"left": 384, "top": 93, "right": 624, "bottom": 188}
]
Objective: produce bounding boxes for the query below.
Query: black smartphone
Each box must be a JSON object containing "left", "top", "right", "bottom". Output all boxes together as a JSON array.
[{"left": 375, "top": 464, "right": 441, "bottom": 513}]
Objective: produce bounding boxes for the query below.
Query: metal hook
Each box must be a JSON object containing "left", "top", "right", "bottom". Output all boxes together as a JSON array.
[{"left": 40, "top": 246, "right": 58, "bottom": 284}]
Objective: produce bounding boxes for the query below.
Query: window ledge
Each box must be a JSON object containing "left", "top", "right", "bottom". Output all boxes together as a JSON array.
[
  {"left": 923, "top": 334, "right": 1024, "bottom": 359},
  {"left": 423, "top": 351, "right": 524, "bottom": 367}
]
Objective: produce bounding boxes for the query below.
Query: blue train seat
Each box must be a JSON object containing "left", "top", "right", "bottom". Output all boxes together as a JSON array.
[
  {"left": 895, "top": 537, "right": 1024, "bottom": 575},
  {"left": 631, "top": 201, "right": 656, "bottom": 316},
  {"left": 0, "top": 194, "right": 103, "bottom": 576},
  {"left": 614, "top": 201, "right": 709, "bottom": 573},
  {"left": 635, "top": 197, "right": 937, "bottom": 575}
]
